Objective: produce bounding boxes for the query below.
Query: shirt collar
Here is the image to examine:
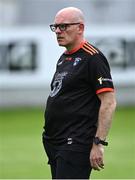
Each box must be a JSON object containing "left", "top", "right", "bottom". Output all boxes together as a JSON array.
[{"left": 64, "top": 39, "right": 86, "bottom": 55}]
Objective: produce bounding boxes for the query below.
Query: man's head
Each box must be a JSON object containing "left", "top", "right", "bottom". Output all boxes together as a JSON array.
[{"left": 50, "top": 7, "right": 85, "bottom": 51}]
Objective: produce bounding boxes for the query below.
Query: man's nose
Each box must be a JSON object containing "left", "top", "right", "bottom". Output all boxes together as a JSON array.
[{"left": 55, "top": 27, "right": 62, "bottom": 33}]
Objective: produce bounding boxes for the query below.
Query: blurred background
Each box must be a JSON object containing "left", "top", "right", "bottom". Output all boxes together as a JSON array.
[
  {"left": 0, "top": 0, "right": 135, "bottom": 179},
  {"left": 0, "top": 0, "right": 135, "bottom": 107}
]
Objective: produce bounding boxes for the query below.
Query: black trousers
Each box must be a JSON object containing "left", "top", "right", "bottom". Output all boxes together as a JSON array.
[{"left": 43, "top": 139, "right": 92, "bottom": 179}]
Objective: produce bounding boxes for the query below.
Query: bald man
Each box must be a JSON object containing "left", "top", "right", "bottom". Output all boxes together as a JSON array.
[{"left": 42, "top": 7, "right": 116, "bottom": 179}]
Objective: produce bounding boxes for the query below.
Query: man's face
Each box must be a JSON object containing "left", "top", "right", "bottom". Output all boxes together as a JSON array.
[{"left": 54, "top": 16, "right": 81, "bottom": 49}]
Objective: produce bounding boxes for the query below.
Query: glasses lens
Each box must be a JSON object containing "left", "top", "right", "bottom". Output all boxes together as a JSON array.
[
  {"left": 50, "top": 25, "right": 56, "bottom": 32},
  {"left": 50, "top": 23, "right": 78, "bottom": 32},
  {"left": 59, "top": 24, "right": 67, "bottom": 31}
]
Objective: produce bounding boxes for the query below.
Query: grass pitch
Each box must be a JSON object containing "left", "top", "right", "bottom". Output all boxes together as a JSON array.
[{"left": 0, "top": 106, "right": 135, "bottom": 179}]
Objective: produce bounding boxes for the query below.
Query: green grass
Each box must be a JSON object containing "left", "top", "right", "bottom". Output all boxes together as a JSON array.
[
  {"left": 0, "top": 107, "right": 50, "bottom": 179},
  {"left": 0, "top": 106, "right": 135, "bottom": 179}
]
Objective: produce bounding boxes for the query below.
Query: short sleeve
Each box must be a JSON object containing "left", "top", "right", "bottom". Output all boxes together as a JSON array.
[{"left": 88, "top": 53, "right": 114, "bottom": 94}]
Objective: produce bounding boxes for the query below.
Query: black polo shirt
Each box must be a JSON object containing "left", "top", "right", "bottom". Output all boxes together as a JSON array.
[{"left": 43, "top": 41, "right": 114, "bottom": 152}]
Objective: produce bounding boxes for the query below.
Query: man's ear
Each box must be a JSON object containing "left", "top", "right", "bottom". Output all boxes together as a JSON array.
[{"left": 78, "top": 23, "right": 84, "bottom": 34}]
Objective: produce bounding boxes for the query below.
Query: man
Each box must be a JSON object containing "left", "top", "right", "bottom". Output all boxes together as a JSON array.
[{"left": 42, "top": 7, "right": 116, "bottom": 179}]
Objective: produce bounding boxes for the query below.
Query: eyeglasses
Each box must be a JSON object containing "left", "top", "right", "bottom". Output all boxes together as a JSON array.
[{"left": 50, "top": 23, "right": 81, "bottom": 32}]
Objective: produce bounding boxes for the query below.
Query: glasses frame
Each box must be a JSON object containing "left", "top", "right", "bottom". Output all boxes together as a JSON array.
[{"left": 50, "top": 23, "right": 81, "bottom": 32}]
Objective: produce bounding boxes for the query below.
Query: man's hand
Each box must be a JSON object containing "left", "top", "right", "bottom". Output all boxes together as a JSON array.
[{"left": 90, "top": 144, "right": 105, "bottom": 171}]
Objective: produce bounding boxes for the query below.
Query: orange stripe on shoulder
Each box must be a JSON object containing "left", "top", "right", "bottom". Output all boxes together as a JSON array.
[
  {"left": 82, "top": 46, "right": 94, "bottom": 55},
  {"left": 86, "top": 42, "right": 99, "bottom": 54},
  {"left": 83, "top": 44, "right": 97, "bottom": 54},
  {"left": 84, "top": 43, "right": 97, "bottom": 54},
  {"left": 82, "top": 42, "right": 99, "bottom": 55}
]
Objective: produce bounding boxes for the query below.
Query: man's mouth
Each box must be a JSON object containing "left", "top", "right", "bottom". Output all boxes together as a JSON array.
[{"left": 57, "top": 37, "right": 64, "bottom": 41}]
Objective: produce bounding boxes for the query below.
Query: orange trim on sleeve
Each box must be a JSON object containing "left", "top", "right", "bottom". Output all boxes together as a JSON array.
[{"left": 96, "top": 88, "right": 114, "bottom": 94}]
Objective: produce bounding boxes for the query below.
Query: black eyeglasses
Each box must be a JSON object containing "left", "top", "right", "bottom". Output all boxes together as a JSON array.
[{"left": 50, "top": 23, "right": 81, "bottom": 32}]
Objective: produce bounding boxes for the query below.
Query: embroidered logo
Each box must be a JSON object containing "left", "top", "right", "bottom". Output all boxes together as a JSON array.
[
  {"left": 98, "top": 77, "right": 113, "bottom": 85},
  {"left": 65, "top": 57, "right": 72, "bottom": 61},
  {"left": 50, "top": 72, "right": 68, "bottom": 97},
  {"left": 73, "top": 57, "right": 82, "bottom": 66},
  {"left": 57, "top": 61, "right": 63, "bottom": 66},
  {"left": 67, "top": 138, "right": 73, "bottom": 144}
]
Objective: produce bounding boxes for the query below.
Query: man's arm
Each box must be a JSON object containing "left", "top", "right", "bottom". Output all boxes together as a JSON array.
[{"left": 90, "top": 91, "right": 116, "bottom": 171}]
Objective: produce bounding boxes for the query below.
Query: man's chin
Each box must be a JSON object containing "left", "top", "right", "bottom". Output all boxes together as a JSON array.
[{"left": 57, "top": 42, "right": 66, "bottom": 47}]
